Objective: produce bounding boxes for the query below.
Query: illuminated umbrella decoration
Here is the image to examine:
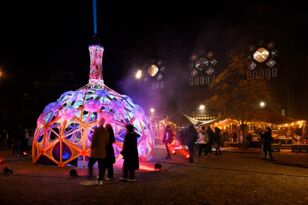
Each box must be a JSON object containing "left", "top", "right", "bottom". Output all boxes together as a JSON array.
[
  {"left": 246, "top": 41, "right": 278, "bottom": 79},
  {"left": 146, "top": 58, "right": 166, "bottom": 90},
  {"left": 188, "top": 50, "right": 218, "bottom": 86}
]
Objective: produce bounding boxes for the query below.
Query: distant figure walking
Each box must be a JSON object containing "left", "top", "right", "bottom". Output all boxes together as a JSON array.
[
  {"left": 88, "top": 117, "right": 109, "bottom": 185},
  {"left": 121, "top": 124, "right": 140, "bottom": 182},
  {"left": 232, "top": 131, "right": 238, "bottom": 143},
  {"left": 104, "top": 124, "right": 116, "bottom": 180},
  {"left": 214, "top": 127, "right": 222, "bottom": 155},
  {"left": 178, "top": 128, "right": 185, "bottom": 148},
  {"left": 162, "top": 125, "right": 174, "bottom": 159},
  {"left": 263, "top": 127, "right": 273, "bottom": 161},
  {"left": 24, "top": 128, "right": 30, "bottom": 152},
  {"left": 12, "top": 126, "right": 23, "bottom": 156},
  {"left": 27, "top": 130, "right": 34, "bottom": 152},
  {"left": 258, "top": 128, "right": 265, "bottom": 158},
  {"left": 206, "top": 127, "right": 215, "bottom": 154},
  {"left": 198, "top": 126, "right": 208, "bottom": 157},
  {"left": 184, "top": 124, "right": 198, "bottom": 162}
]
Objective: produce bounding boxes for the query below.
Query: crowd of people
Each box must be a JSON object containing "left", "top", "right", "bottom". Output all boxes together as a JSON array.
[
  {"left": 162, "top": 124, "right": 224, "bottom": 163},
  {"left": 162, "top": 124, "right": 274, "bottom": 162},
  {"left": 0, "top": 117, "right": 140, "bottom": 186},
  {"left": 1, "top": 119, "right": 274, "bottom": 186}
]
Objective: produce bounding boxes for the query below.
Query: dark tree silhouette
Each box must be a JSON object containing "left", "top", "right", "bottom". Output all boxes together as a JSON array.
[{"left": 207, "top": 51, "right": 280, "bottom": 136}]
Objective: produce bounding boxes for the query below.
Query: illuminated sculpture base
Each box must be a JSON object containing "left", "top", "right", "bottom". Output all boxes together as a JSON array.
[{"left": 32, "top": 83, "right": 154, "bottom": 167}]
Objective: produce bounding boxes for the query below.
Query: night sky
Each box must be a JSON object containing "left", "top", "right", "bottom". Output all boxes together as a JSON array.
[{"left": 0, "top": 0, "right": 307, "bottom": 126}]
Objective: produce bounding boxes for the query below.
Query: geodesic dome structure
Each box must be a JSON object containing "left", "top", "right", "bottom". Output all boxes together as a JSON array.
[{"left": 32, "top": 44, "right": 154, "bottom": 167}]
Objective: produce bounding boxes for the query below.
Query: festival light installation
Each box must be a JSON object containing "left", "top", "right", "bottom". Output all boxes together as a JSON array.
[
  {"left": 188, "top": 50, "right": 218, "bottom": 86},
  {"left": 146, "top": 58, "right": 166, "bottom": 90},
  {"left": 32, "top": 44, "right": 154, "bottom": 167},
  {"left": 246, "top": 41, "right": 278, "bottom": 80}
]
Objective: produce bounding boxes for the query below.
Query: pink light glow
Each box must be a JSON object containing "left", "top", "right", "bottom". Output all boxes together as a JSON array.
[
  {"left": 32, "top": 44, "right": 154, "bottom": 168},
  {"left": 89, "top": 45, "right": 103, "bottom": 81},
  {"left": 113, "top": 160, "right": 156, "bottom": 172},
  {"left": 139, "top": 162, "right": 156, "bottom": 172}
]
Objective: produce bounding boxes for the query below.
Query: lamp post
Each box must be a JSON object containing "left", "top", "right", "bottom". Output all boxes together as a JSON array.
[
  {"left": 199, "top": 104, "right": 205, "bottom": 111},
  {"left": 149, "top": 107, "right": 155, "bottom": 121},
  {"left": 198, "top": 104, "right": 206, "bottom": 118},
  {"left": 259, "top": 101, "right": 266, "bottom": 108},
  {"left": 149, "top": 107, "right": 156, "bottom": 129},
  {"left": 150, "top": 108, "right": 155, "bottom": 114},
  {"left": 135, "top": 70, "right": 143, "bottom": 80}
]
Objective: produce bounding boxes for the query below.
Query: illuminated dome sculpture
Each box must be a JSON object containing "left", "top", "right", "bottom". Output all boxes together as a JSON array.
[{"left": 32, "top": 44, "right": 154, "bottom": 167}]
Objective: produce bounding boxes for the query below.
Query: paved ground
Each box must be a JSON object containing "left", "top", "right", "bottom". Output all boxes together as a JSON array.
[{"left": 0, "top": 148, "right": 307, "bottom": 205}]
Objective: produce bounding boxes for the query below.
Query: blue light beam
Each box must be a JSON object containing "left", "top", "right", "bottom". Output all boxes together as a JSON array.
[{"left": 92, "top": 0, "right": 97, "bottom": 34}]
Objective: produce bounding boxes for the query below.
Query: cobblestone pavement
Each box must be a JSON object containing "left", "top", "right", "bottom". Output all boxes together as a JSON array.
[{"left": 0, "top": 148, "right": 307, "bottom": 205}]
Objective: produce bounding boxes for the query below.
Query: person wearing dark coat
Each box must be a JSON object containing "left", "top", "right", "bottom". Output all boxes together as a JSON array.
[
  {"left": 12, "top": 126, "right": 23, "bottom": 156},
  {"left": 214, "top": 127, "right": 222, "bottom": 155},
  {"left": 263, "top": 127, "right": 273, "bottom": 161},
  {"left": 88, "top": 118, "right": 109, "bottom": 185},
  {"left": 121, "top": 124, "right": 140, "bottom": 181},
  {"left": 184, "top": 124, "right": 198, "bottom": 162},
  {"left": 104, "top": 124, "right": 116, "bottom": 180},
  {"left": 206, "top": 127, "right": 215, "bottom": 154},
  {"left": 178, "top": 128, "right": 185, "bottom": 148}
]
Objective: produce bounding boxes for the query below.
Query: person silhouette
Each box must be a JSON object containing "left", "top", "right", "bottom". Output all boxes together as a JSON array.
[
  {"left": 162, "top": 125, "right": 174, "bottom": 159},
  {"left": 121, "top": 124, "right": 140, "bottom": 181},
  {"left": 88, "top": 117, "right": 109, "bottom": 185},
  {"left": 104, "top": 124, "right": 116, "bottom": 180}
]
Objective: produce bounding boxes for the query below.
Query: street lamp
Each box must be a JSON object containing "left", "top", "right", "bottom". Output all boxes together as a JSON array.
[
  {"left": 259, "top": 101, "right": 266, "bottom": 108},
  {"left": 198, "top": 104, "right": 206, "bottom": 117},
  {"left": 199, "top": 104, "right": 205, "bottom": 111},
  {"left": 149, "top": 108, "right": 155, "bottom": 122},
  {"left": 135, "top": 70, "right": 143, "bottom": 79}
]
